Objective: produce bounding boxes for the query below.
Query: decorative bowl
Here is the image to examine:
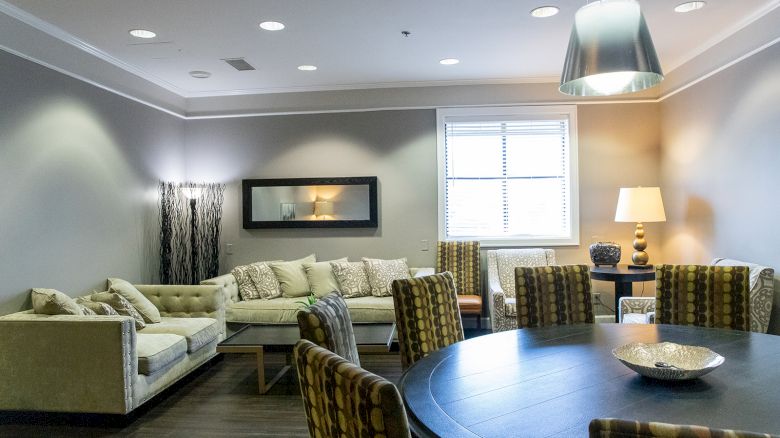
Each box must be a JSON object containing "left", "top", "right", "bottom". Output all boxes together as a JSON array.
[
  {"left": 589, "top": 242, "right": 621, "bottom": 267},
  {"left": 612, "top": 342, "right": 724, "bottom": 380}
]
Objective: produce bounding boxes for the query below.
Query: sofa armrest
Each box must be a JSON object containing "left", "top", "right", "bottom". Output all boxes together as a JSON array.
[
  {"left": 411, "top": 267, "right": 435, "bottom": 277},
  {"left": 618, "top": 297, "right": 655, "bottom": 323},
  {"left": 135, "top": 284, "right": 226, "bottom": 338},
  {"left": 0, "top": 315, "right": 136, "bottom": 414}
]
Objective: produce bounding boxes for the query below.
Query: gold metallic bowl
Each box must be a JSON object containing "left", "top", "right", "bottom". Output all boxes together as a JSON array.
[{"left": 612, "top": 342, "right": 725, "bottom": 380}]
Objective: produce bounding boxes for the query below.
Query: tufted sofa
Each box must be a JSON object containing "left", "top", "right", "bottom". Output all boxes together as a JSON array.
[
  {"left": 0, "top": 284, "right": 224, "bottom": 414},
  {"left": 202, "top": 267, "right": 433, "bottom": 325}
]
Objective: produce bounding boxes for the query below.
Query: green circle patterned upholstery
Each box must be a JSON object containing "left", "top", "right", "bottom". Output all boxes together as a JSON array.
[
  {"left": 294, "top": 339, "right": 411, "bottom": 438},
  {"left": 391, "top": 272, "right": 465, "bottom": 370},
  {"left": 515, "top": 265, "right": 595, "bottom": 329}
]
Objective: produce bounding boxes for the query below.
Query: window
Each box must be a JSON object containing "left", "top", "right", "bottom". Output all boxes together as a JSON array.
[{"left": 437, "top": 106, "right": 579, "bottom": 246}]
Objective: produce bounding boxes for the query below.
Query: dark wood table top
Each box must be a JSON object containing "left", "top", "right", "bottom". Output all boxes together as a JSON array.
[
  {"left": 219, "top": 323, "right": 394, "bottom": 347},
  {"left": 590, "top": 265, "right": 656, "bottom": 282},
  {"left": 399, "top": 324, "right": 780, "bottom": 437}
]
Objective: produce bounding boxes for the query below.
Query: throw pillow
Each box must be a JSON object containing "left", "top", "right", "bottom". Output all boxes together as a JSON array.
[
  {"left": 91, "top": 291, "right": 146, "bottom": 330},
  {"left": 270, "top": 254, "right": 317, "bottom": 298},
  {"left": 331, "top": 261, "right": 372, "bottom": 299},
  {"left": 108, "top": 278, "right": 161, "bottom": 323},
  {"left": 233, "top": 262, "right": 282, "bottom": 301},
  {"left": 76, "top": 297, "right": 119, "bottom": 316},
  {"left": 304, "top": 258, "right": 348, "bottom": 298},
  {"left": 362, "top": 258, "right": 411, "bottom": 297},
  {"left": 79, "top": 305, "right": 97, "bottom": 316},
  {"left": 31, "top": 288, "right": 82, "bottom": 315}
]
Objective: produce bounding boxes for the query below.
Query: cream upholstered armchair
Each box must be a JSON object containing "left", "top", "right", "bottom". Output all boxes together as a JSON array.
[
  {"left": 619, "top": 258, "right": 775, "bottom": 333},
  {"left": 487, "top": 249, "right": 557, "bottom": 332}
]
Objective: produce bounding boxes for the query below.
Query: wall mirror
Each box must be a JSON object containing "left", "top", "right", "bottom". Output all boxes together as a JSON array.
[{"left": 242, "top": 176, "right": 378, "bottom": 229}]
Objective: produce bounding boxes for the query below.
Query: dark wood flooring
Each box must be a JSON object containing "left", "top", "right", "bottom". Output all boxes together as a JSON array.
[{"left": 0, "top": 329, "right": 491, "bottom": 437}]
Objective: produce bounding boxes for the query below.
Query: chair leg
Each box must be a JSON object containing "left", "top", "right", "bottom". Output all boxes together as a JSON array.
[{"left": 476, "top": 314, "right": 481, "bottom": 329}]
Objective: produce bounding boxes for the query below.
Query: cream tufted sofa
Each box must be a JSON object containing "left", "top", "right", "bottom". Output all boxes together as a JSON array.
[
  {"left": 203, "top": 267, "right": 434, "bottom": 325},
  {"left": 0, "top": 284, "right": 224, "bottom": 414}
]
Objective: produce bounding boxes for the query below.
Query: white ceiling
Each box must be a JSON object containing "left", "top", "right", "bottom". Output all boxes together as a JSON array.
[{"left": 3, "top": 0, "right": 779, "bottom": 98}]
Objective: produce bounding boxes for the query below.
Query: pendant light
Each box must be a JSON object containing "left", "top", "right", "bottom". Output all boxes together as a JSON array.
[{"left": 559, "top": 0, "right": 663, "bottom": 96}]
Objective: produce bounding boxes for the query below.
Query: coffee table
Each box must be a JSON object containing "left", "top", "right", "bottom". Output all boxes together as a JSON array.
[{"left": 217, "top": 323, "right": 396, "bottom": 394}]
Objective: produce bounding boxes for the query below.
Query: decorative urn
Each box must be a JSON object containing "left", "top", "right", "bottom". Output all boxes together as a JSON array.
[{"left": 589, "top": 242, "right": 621, "bottom": 267}]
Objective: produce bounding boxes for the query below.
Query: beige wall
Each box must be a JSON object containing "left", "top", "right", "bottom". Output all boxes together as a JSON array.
[
  {"left": 0, "top": 50, "right": 185, "bottom": 315},
  {"left": 660, "top": 42, "right": 780, "bottom": 332},
  {"left": 184, "top": 103, "right": 661, "bottom": 309}
]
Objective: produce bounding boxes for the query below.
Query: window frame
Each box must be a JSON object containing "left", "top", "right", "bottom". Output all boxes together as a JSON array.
[{"left": 436, "top": 105, "right": 580, "bottom": 247}]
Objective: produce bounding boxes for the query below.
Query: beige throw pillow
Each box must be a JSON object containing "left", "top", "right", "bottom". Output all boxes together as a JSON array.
[
  {"left": 304, "top": 258, "right": 348, "bottom": 298},
  {"left": 331, "top": 261, "right": 372, "bottom": 298},
  {"left": 31, "top": 288, "right": 82, "bottom": 315},
  {"left": 363, "top": 257, "right": 411, "bottom": 297},
  {"left": 108, "top": 278, "right": 161, "bottom": 323},
  {"left": 270, "top": 254, "right": 316, "bottom": 298},
  {"left": 91, "top": 291, "right": 146, "bottom": 330},
  {"left": 233, "top": 262, "right": 282, "bottom": 301},
  {"left": 76, "top": 297, "right": 119, "bottom": 316}
]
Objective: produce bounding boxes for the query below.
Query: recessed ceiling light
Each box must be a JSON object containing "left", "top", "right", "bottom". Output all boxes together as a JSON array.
[
  {"left": 129, "top": 29, "right": 156, "bottom": 39},
  {"left": 440, "top": 58, "right": 460, "bottom": 65},
  {"left": 297, "top": 65, "right": 317, "bottom": 71},
  {"left": 259, "top": 21, "right": 285, "bottom": 31},
  {"left": 674, "top": 1, "right": 706, "bottom": 13},
  {"left": 189, "top": 70, "right": 211, "bottom": 79},
  {"left": 530, "top": 6, "right": 560, "bottom": 18}
]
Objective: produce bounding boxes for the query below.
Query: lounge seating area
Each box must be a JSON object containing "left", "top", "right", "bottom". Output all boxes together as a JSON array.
[{"left": 2, "top": 1, "right": 780, "bottom": 437}]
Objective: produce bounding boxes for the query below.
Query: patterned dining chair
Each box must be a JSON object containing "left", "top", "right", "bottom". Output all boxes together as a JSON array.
[
  {"left": 515, "top": 265, "right": 595, "bottom": 329},
  {"left": 588, "top": 418, "right": 776, "bottom": 438},
  {"left": 294, "top": 340, "right": 411, "bottom": 438},
  {"left": 296, "top": 292, "right": 360, "bottom": 366},
  {"left": 655, "top": 265, "right": 751, "bottom": 331},
  {"left": 391, "top": 272, "right": 465, "bottom": 370},
  {"left": 436, "top": 241, "right": 483, "bottom": 329}
]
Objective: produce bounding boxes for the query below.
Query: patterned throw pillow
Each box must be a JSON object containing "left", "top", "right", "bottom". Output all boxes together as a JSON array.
[
  {"left": 362, "top": 258, "right": 411, "bottom": 297},
  {"left": 31, "top": 288, "right": 82, "bottom": 315},
  {"left": 232, "top": 262, "right": 282, "bottom": 301},
  {"left": 331, "top": 261, "right": 372, "bottom": 298},
  {"left": 76, "top": 297, "right": 119, "bottom": 316},
  {"left": 91, "top": 291, "right": 146, "bottom": 330}
]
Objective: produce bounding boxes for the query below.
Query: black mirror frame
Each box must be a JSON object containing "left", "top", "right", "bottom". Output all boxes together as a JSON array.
[{"left": 242, "top": 176, "right": 378, "bottom": 229}]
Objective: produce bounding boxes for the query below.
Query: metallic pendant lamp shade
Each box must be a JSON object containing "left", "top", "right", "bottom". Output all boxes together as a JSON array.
[{"left": 559, "top": 0, "right": 664, "bottom": 96}]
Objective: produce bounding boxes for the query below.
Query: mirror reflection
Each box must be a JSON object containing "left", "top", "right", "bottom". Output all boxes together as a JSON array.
[{"left": 251, "top": 184, "right": 371, "bottom": 222}]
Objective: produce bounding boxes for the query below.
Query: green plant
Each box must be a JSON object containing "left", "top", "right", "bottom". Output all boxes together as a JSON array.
[{"left": 296, "top": 293, "right": 318, "bottom": 310}]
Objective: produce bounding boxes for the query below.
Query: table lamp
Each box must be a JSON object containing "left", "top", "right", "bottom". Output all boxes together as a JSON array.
[{"left": 614, "top": 187, "right": 666, "bottom": 269}]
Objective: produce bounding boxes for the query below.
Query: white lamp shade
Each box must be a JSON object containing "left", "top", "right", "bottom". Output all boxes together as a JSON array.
[
  {"left": 314, "top": 201, "right": 334, "bottom": 216},
  {"left": 614, "top": 187, "right": 666, "bottom": 223}
]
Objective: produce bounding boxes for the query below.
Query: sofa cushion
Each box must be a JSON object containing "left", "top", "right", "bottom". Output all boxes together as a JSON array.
[
  {"left": 331, "top": 261, "right": 372, "bottom": 298},
  {"left": 138, "top": 317, "right": 219, "bottom": 353},
  {"left": 362, "top": 258, "right": 410, "bottom": 297},
  {"left": 271, "top": 254, "right": 317, "bottom": 298},
  {"left": 505, "top": 298, "right": 517, "bottom": 317},
  {"left": 91, "top": 292, "right": 146, "bottom": 330},
  {"left": 136, "top": 333, "right": 187, "bottom": 375},
  {"left": 31, "top": 289, "right": 81, "bottom": 316},
  {"left": 227, "top": 296, "right": 396, "bottom": 324},
  {"left": 457, "top": 295, "right": 482, "bottom": 314},
  {"left": 232, "top": 262, "right": 281, "bottom": 301},
  {"left": 108, "top": 278, "right": 161, "bottom": 323},
  {"left": 304, "top": 258, "right": 348, "bottom": 298}
]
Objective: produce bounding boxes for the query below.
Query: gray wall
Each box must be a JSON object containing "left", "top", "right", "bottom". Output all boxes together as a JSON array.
[
  {"left": 660, "top": 42, "right": 780, "bottom": 333},
  {"left": 184, "top": 103, "right": 662, "bottom": 307},
  {"left": 0, "top": 50, "right": 185, "bottom": 315}
]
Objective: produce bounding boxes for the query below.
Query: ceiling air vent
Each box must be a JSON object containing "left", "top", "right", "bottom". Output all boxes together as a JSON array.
[{"left": 222, "top": 58, "right": 256, "bottom": 71}]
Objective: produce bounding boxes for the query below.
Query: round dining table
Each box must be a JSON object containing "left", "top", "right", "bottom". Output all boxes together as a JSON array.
[{"left": 398, "top": 324, "right": 780, "bottom": 437}]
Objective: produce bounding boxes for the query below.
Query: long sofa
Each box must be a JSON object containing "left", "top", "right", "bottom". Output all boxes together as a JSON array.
[
  {"left": 0, "top": 284, "right": 224, "bottom": 414},
  {"left": 202, "top": 267, "right": 433, "bottom": 325}
]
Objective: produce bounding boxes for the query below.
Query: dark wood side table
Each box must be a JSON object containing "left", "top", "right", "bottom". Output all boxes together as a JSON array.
[{"left": 589, "top": 265, "right": 655, "bottom": 322}]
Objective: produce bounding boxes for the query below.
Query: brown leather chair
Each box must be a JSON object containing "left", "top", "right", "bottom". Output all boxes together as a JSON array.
[{"left": 436, "top": 241, "right": 483, "bottom": 328}]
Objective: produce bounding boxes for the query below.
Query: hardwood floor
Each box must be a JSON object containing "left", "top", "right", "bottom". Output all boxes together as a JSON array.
[{"left": 0, "top": 351, "right": 403, "bottom": 437}]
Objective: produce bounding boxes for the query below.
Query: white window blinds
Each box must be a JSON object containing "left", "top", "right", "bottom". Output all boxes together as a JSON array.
[{"left": 440, "top": 109, "right": 577, "bottom": 245}]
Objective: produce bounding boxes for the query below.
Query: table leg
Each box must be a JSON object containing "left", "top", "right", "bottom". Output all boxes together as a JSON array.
[
  {"left": 613, "top": 282, "right": 633, "bottom": 323},
  {"left": 255, "top": 347, "right": 292, "bottom": 395}
]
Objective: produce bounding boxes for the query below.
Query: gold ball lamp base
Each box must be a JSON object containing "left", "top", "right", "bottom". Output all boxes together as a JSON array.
[{"left": 628, "top": 223, "right": 653, "bottom": 270}]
